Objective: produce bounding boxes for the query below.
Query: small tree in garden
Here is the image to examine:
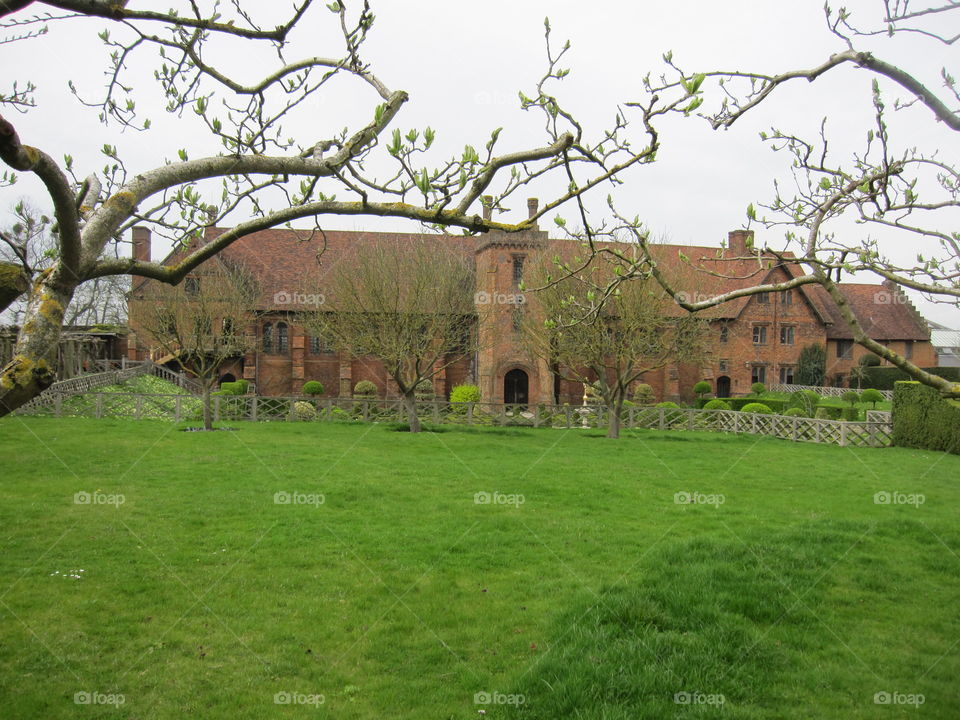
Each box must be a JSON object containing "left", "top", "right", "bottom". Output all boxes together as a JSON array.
[
  {"left": 633, "top": 384, "right": 655, "bottom": 406},
  {"left": 693, "top": 381, "right": 712, "bottom": 399},
  {"left": 301, "top": 239, "right": 476, "bottom": 433},
  {"left": 450, "top": 384, "right": 480, "bottom": 403},
  {"left": 842, "top": 390, "right": 861, "bottom": 407},
  {"left": 135, "top": 261, "right": 259, "bottom": 431},
  {"left": 861, "top": 388, "right": 884, "bottom": 410},
  {"left": 751, "top": 382, "right": 766, "bottom": 396},
  {"left": 353, "top": 380, "right": 378, "bottom": 398},
  {"left": 795, "top": 345, "right": 826, "bottom": 387}
]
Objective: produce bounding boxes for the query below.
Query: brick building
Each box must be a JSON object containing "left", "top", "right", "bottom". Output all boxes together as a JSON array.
[{"left": 126, "top": 212, "right": 935, "bottom": 403}]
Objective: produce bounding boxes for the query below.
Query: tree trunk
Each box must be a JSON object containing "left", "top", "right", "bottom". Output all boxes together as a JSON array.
[
  {"left": 403, "top": 391, "right": 421, "bottom": 433},
  {"left": 0, "top": 261, "right": 29, "bottom": 314},
  {"left": 202, "top": 379, "right": 213, "bottom": 431},
  {"left": 0, "top": 277, "right": 74, "bottom": 416},
  {"left": 607, "top": 395, "right": 624, "bottom": 439}
]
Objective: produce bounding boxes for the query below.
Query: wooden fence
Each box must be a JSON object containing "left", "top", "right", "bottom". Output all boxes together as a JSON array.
[
  {"left": 18, "top": 395, "right": 894, "bottom": 448},
  {"left": 771, "top": 383, "right": 893, "bottom": 401}
]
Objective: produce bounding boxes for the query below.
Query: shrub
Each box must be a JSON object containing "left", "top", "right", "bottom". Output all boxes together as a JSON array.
[
  {"left": 815, "top": 406, "right": 842, "bottom": 420},
  {"left": 219, "top": 381, "right": 244, "bottom": 395},
  {"left": 693, "top": 381, "right": 712, "bottom": 398},
  {"left": 861, "top": 388, "right": 884, "bottom": 409},
  {"left": 783, "top": 407, "right": 807, "bottom": 417},
  {"left": 892, "top": 381, "right": 960, "bottom": 455},
  {"left": 655, "top": 401, "right": 680, "bottom": 409},
  {"left": 353, "top": 380, "right": 377, "bottom": 397},
  {"left": 450, "top": 384, "right": 480, "bottom": 403},
  {"left": 330, "top": 406, "right": 350, "bottom": 420},
  {"left": 632, "top": 383, "right": 655, "bottom": 406},
  {"left": 750, "top": 382, "right": 766, "bottom": 396},
  {"left": 725, "top": 397, "right": 786, "bottom": 413},
  {"left": 852, "top": 365, "right": 960, "bottom": 391},
  {"left": 292, "top": 401, "right": 317, "bottom": 421},
  {"left": 796, "top": 344, "right": 826, "bottom": 386},
  {"left": 841, "top": 406, "right": 860, "bottom": 421},
  {"left": 842, "top": 390, "right": 861, "bottom": 407},
  {"left": 860, "top": 354, "right": 882, "bottom": 367},
  {"left": 302, "top": 380, "right": 324, "bottom": 396},
  {"left": 787, "top": 389, "right": 820, "bottom": 415},
  {"left": 703, "top": 399, "right": 731, "bottom": 410},
  {"left": 414, "top": 379, "right": 435, "bottom": 398},
  {"left": 740, "top": 402, "right": 772, "bottom": 414}
]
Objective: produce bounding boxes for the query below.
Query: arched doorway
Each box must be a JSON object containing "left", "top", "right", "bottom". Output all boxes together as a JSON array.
[
  {"left": 716, "top": 375, "right": 731, "bottom": 398},
  {"left": 504, "top": 369, "right": 529, "bottom": 405},
  {"left": 219, "top": 373, "right": 237, "bottom": 386}
]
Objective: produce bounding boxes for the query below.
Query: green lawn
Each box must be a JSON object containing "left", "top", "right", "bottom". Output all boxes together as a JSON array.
[{"left": 0, "top": 418, "right": 957, "bottom": 718}]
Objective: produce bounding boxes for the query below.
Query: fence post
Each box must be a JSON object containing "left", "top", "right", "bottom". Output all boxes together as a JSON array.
[
  {"left": 432, "top": 400, "right": 440, "bottom": 424},
  {"left": 95, "top": 394, "right": 103, "bottom": 419},
  {"left": 135, "top": 395, "right": 143, "bottom": 421},
  {"left": 467, "top": 402, "right": 474, "bottom": 425},
  {"left": 565, "top": 405, "right": 572, "bottom": 429},
  {"left": 687, "top": 410, "right": 694, "bottom": 431},
  {"left": 840, "top": 422, "right": 848, "bottom": 447},
  {"left": 54, "top": 395, "right": 62, "bottom": 417},
  {"left": 792, "top": 417, "right": 798, "bottom": 442},
  {"left": 363, "top": 400, "right": 370, "bottom": 422},
  {"left": 250, "top": 396, "right": 258, "bottom": 422},
  {"left": 658, "top": 408, "right": 665, "bottom": 431},
  {"left": 175, "top": 396, "right": 182, "bottom": 423}
]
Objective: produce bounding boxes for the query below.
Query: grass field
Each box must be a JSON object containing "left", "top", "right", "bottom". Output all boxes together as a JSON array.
[{"left": 0, "top": 418, "right": 957, "bottom": 718}]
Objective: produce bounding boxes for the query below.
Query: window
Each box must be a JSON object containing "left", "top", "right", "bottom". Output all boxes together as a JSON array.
[
  {"left": 905, "top": 340, "right": 913, "bottom": 360},
  {"left": 262, "top": 322, "right": 273, "bottom": 353},
  {"left": 309, "top": 334, "right": 333, "bottom": 355},
  {"left": 834, "top": 374, "right": 846, "bottom": 387},
  {"left": 718, "top": 359, "right": 728, "bottom": 372},
  {"left": 780, "top": 289, "right": 792, "bottom": 305},
  {"left": 222, "top": 318, "right": 235, "bottom": 337},
  {"left": 836, "top": 340, "right": 853, "bottom": 359},
  {"left": 276, "top": 321, "right": 289, "bottom": 353},
  {"left": 756, "top": 292, "right": 770, "bottom": 305},
  {"left": 184, "top": 276, "right": 200, "bottom": 295},
  {"left": 512, "top": 255, "right": 525, "bottom": 287},
  {"left": 779, "top": 366, "right": 795, "bottom": 384},
  {"left": 751, "top": 365, "right": 766, "bottom": 384},
  {"left": 753, "top": 325, "right": 767, "bottom": 344},
  {"left": 780, "top": 326, "right": 795, "bottom": 345},
  {"left": 719, "top": 326, "right": 729, "bottom": 343}
]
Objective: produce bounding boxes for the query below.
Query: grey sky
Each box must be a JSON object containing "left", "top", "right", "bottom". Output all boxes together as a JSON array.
[{"left": 2, "top": 0, "right": 958, "bottom": 326}]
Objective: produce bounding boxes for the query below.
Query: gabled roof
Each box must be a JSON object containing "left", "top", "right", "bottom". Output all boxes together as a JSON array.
[{"left": 817, "top": 283, "right": 930, "bottom": 341}]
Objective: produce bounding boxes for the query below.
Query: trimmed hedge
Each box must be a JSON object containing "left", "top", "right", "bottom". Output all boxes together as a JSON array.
[
  {"left": 892, "top": 381, "right": 960, "bottom": 455},
  {"left": 218, "top": 381, "right": 245, "bottom": 395},
  {"left": 450, "top": 384, "right": 480, "bottom": 403},
  {"left": 703, "top": 399, "right": 731, "bottom": 410},
  {"left": 302, "top": 381, "right": 324, "bottom": 396},
  {"left": 851, "top": 366, "right": 960, "bottom": 391},
  {"left": 353, "top": 380, "right": 377, "bottom": 397},
  {"left": 695, "top": 397, "right": 786, "bottom": 412},
  {"left": 741, "top": 402, "right": 773, "bottom": 414},
  {"left": 814, "top": 406, "right": 842, "bottom": 420},
  {"left": 841, "top": 406, "right": 860, "bottom": 421},
  {"left": 782, "top": 407, "right": 807, "bottom": 418}
]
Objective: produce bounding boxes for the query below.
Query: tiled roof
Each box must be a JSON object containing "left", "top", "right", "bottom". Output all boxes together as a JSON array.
[{"left": 144, "top": 226, "right": 932, "bottom": 341}]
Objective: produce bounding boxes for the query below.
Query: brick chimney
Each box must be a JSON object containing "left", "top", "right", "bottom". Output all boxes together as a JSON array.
[
  {"left": 132, "top": 226, "right": 151, "bottom": 264},
  {"left": 527, "top": 197, "right": 539, "bottom": 223},
  {"left": 727, "top": 229, "right": 754, "bottom": 256}
]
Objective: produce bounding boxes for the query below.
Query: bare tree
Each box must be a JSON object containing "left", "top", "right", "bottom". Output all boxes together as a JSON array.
[
  {"left": 0, "top": 2, "right": 693, "bottom": 415},
  {"left": 1, "top": 201, "right": 126, "bottom": 326},
  {"left": 523, "top": 247, "right": 709, "bottom": 438},
  {"left": 134, "top": 260, "right": 258, "bottom": 431},
  {"left": 300, "top": 239, "right": 476, "bottom": 433}
]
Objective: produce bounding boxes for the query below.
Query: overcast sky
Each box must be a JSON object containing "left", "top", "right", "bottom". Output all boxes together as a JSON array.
[{"left": 2, "top": 0, "right": 959, "bottom": 326}]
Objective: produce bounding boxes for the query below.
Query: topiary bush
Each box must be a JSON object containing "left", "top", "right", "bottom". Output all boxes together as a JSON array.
[
  {"left": 841, "top": 406, "right": 860, "bottom": 421},
  {"left": 414, "top": 379, "right": 435, "bottom": 398},
  {"left": 725, "top": 397, "right": 786, "bottom": 413},
  {"left": 632, "top": 383, "right": 655, "bottom": 406},
  {"left": 750, "top": 382, "right": 766, "bottom": 396},
  {"left": 655, "top": 401, "right": 680, "bottom": 409},
  {"left": 892, "top": 381, "right": 960, "bottom": 455},
  {"left": 814, "top": 406, "right": 843, "bottom": 420},
  {"left": 703, "top": 399, "right": 731, "bottom": 410},
  {"left": 786, "top": 389, "right": 821, "bottom": 415},
  {"left": 450, "top": 384, "right": 480, "bottom": 403},
  {"left": 693, "top": 381, "right": 712, "bottom": 398},
  {"left": 302, "top": 380, "right": 324, "bottom": 396},
  {"left": 292, "top": 400, "right": 318, "bottom": 421},
  {"left": 353, "top": 380, "right": 377, "bottom": 397},
  {"left": 783, "top": 407, "right": 807, "bottom": 418},
  {"left": 842, "top": 390, "right": 861, "bottom": 407},
  {"left": 741, "top": 402, "right": 773, "bottom": 414},
  {"left": 853, "top": 365, "right": 960, "bottom": 391},
  {"left": 861, "top": 388, "right": 884, "bottom": 409},
  {"left": 235, "top": 378, "right": 249, "bottom": 394}
]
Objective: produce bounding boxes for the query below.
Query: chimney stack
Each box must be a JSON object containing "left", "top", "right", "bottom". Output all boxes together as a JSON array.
[
  {"left": 727, "top": 229, "right": 754, "bottom": 256},
  {"left": 527, "top": 197, "right": 539, "bottom": 220},
  {"left": 132, "top": 226, "right": 151, "bottom": 264},
  {"left": 482, "top": 195, "right": 493, "bottom": 222}
]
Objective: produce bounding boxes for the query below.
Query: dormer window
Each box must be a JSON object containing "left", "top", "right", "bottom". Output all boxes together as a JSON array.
[{"left": 512, "top": 255, "right": 525, "bottom": 287}]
